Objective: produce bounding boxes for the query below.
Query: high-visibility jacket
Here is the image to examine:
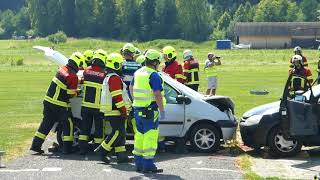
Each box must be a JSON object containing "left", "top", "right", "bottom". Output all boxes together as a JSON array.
[
  {"left": 163, "top": 60, "right": 185, "bottom": 83},
  {"left": 132, "top": 66, "right": 165, "bottom": 107},
  {"left": 289, "top": 67, "right": 313, "bottom": 91},
  {"left": 82, "top": 65, "right": 106, "bottom": 109},
  {"left": 183, "top": 58, "right": 199, "bottom": 85},
  {"left": 44, "top": 65, "right": 78, "bottom": 107},
  {"left": 204, "top": 60, "right": 218, "bottom": 77},
  {"left": 100, "top": 73, "right": 131, "bottom": 116}
]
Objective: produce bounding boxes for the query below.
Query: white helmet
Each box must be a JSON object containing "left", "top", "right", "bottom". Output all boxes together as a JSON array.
[
  {"left": 292, "top": 55, "right": 303, "bottom": 64},
  {"left": 293, "top": 46, "right": 302, "bottom": 53},
  {"left": 183, "top": 49, "right": 193, "bottom": 60}
]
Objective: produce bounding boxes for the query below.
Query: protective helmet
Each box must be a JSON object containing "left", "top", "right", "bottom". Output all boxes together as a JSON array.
[
  {"left": 208, "top": 52, "right": 215, "bottom": 59},
  {"left": 69, "top": 52, "right": 85, "bottom": 68},
  {"left": 93, "top": 49, "right": 108, "bottom": 64},
  {"left": 83, "top": 50, "right": 94, "bottom": 63},
  {"left": 136, "top": 55, "right": 146, "bottom": 65},
  {"left": 145, "top": 49, "right": 161, "bottom": 62},
  {"left": 183, "top": 49, "right": 193, "bottom": 60},
  {"left": 162, "top": 46, "right": 177, "bottom": 61},
  {"left": 134, "top": 47, "right": 141, "bottom": 56},
  {"left": 122, "top": 43, "right": 136, "bottom": 55},
  {"left": 294, "top": 46, "right": 302, "bottom": 54},
  {"left": 106, "top": 53, "right": 124, "bottom": 70},
  {"left": 292, "top": 55, "right": 303, "bottom": 65}
]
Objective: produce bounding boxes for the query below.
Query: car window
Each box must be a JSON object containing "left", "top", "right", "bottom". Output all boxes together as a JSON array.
[{"left": 164, "top": 83, "right": 178, "bottom": 104}]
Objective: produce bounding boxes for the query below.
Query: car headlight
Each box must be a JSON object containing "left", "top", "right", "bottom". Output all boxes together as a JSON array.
[{"left": 243, "top": 115, "right": 263, "bottom": 126}]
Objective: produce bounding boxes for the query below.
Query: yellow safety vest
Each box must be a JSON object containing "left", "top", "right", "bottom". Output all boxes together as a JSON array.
[
  {"left": 205, "top": 63, "right": 218, "bottom": 77},
  {"left": 132, "top": 66, "right": 165, "bottom": 107}
]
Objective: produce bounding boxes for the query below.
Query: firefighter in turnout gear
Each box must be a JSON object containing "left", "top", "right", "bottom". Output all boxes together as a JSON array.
[
  {"left": 290, "top": 46, "right": 308, "bottom": 67},
  {"left": 79, "top": 49, "right": 107, "bottom": 155},
  {"left": 182, "top": 49, "right": 200, "bottom": 91},
  {"left": 84, "top": 50, "right": 94, "bottom": 67},
  {"left": 130, "top": 49, "right": 166, "bottom": 173},
  {"left": 95, "top": 53, "right": 131, "bottom": 164},
  {"left": 30, "top": 52, "right": 85, "bottom": 154},
  {"left": 162, "top": 46, "right": 185, "bottom": 83},
  {"left": 289, "top": 55, "right": 313, "bottom": 92}
]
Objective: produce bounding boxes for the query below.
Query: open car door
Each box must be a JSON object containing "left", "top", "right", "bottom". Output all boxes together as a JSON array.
[{"left": 280, "top": 74, "right": 319, "bottom": 137}]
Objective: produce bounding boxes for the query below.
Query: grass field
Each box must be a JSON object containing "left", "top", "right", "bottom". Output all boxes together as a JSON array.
[{"left": 0, "top": 38, "right": 319, "bottom": 177}]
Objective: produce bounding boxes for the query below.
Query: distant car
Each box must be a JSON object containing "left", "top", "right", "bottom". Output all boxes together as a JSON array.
[
  {"left": 240, "top": 74, "right": 320, "bottom": 156},
  {"left": 35, "top": 46, "right": 238, "bottom": 153}
]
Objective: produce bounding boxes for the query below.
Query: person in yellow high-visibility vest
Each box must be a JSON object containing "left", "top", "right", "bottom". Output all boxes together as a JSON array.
[
  {"left": 130, "top": 49, "right": 166, "bottom": 173},
  {"left": 205, "top": 52, "right": 221, "bottom": 96}
]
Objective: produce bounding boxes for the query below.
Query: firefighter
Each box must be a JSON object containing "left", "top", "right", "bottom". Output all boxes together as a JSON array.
[
  {"left": 289, "top": 55, "right": 313, "bottom": 91},
  {"left": 205, "top": 52, "right": 221, "bottom": 96},
  {"left": 121, "top": 43, "right": 142, "bottom": 134},
  {"left": 83, "top": 50, "right": 94, "bottom": 67},
  {"left": 290, "top": 46, "right": 308, "bottom": 67},
  {"left": 182, "top": 49, "right": 200, "bottom": 91},
  {"left": 30, "top": 52, "right": 84, "bottom": 154},
  {"left": 79, "top": 49, "right": 107, "bottom": 155},
  {"left": 130, "top": 49, "right": 166, "bottom": 173},
  {"left": 95, "top": 53, "right": 130, "bottom": 163},
  {"left": 162, "top": 46, "right": 185, "bottom": 83}
]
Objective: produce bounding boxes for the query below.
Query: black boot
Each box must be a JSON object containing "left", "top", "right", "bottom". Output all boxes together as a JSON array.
[
  {"left": 63, "top": 141, "right": 73, "bottom": 154},
  {"left": 175, "top": 138, "right": 188, "bottom": 154},
  {"left": 101, "top": 156, "right": 111, "bottom": 164},
  {"left": 30, "top": 137, "right": 44, "bottom": 154},
  {"left": 79, "top": 141, "right": 89, "bottom": 155},
  {"left": 116, "top": 152, "right": 130, "bottom": 163},
  {"left": 143, "top": 167, "right": 163, "bottom": 173}
]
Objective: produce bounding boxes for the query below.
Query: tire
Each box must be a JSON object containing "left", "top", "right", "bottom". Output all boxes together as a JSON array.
[
  {"left": 190, "top": 123, "right": 221, "bottom": 153},
  {"left": 267, "top": 126, "right": 302, "bottom": 157}
]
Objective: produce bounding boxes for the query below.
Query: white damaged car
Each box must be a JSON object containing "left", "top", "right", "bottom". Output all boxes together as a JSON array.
[{"left": 35, "top": 46, "right": 237, "bottom": 152}]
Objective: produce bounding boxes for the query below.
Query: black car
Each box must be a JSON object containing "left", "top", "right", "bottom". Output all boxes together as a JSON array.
[{"left": 240, "top": 74, "right": 320, "bottom": 157}]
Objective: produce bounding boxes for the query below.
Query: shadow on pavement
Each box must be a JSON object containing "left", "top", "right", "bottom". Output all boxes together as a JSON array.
[{"left": 129, "top": 173, "right": 184, "bottom": 180}]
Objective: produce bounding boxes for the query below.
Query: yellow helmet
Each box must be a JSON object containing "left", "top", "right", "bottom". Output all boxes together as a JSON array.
[
  {"left": 69, "top": 52, "right": 85, "bottom": 68},
  {"left": 83, "top": 50, "right": 94, "bottom": 63},
  {"left": 93, "top": 49, "right": 108, "bottom": 64},
  {"left": 122, "top": 43, "right": 136, "bottom": 55},
  {"left": 162, "top": 46, "right": 177, "bottom": 61},
  {"left": 136, "top": 55, "right": 146, "bottom": 65},
  {"left": 145, "top": 49, "right": 161, "bottom": 62},
  {"left": 106, "top": 53, "right": 124, "bottom": 70}
]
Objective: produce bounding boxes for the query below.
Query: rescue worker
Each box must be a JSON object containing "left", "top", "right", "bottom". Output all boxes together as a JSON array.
[
  {"left": 30, "top": 52, "right": 84, "bottom": 154},
  {"left": 121, "top": 43, "right": 142, "bottom": 134},
  {"left": 134, "top": 47, "right": 141, "bottom": 60},
  {"left": 182, "top": 49, "right": 200, "bottom": 91},
  {"left": 162, "top": 46, "right": 185, "bottom": 83},
  {"left": 205, "top": 52, "right": 221, "bottom": 96},
  {"left": 290, "top": 46, "right": 308, "bottom": 67},
  {"left": 83, "top": 50, "right": 94, "bottom": 67},
  {"left": 289, "top": 55, "right": 313, "bottom": 91},
  {"left": 130, "top": 49, "right": 166, "bottom": 173},
  {"left": 95, "top": 53, "right": 130, "bottom": 163},
  {"left": 79, "top": 49, "right": 107, "bottom": 155}
]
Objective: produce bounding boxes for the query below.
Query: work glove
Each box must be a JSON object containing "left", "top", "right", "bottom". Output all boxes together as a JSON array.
[{"left": 160, "top": 111, "right": 165, "bottom": 121}]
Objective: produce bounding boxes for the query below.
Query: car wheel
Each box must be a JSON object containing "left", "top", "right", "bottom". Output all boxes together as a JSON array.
[
  {"left": 267, "top": 126, "right": 302, "bottom": 157},
  {"left": 190, "top": 123, "right": 220, "bottom": 153}
]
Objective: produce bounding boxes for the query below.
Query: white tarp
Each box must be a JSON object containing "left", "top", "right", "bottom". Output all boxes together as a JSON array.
[{"left": 33, "top": 46, "right": 68, "bottom": 66}]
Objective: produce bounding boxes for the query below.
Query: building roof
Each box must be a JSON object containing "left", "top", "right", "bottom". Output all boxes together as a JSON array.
[{"left": 234, "top": 22, "right": 320, "bottom": 36}]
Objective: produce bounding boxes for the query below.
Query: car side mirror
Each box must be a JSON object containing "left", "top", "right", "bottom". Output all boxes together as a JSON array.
[{"left": 176, "top": 95, "right": 191, "bottom": 105}]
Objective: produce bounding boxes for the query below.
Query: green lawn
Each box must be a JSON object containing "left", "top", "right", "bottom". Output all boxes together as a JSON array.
[{"left": 0, "top": 38, "right": 319, "bottom": 166}]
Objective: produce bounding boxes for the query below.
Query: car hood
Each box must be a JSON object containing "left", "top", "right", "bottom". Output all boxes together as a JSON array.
[
  {"left": 203, "top": 96, "right": 235, "bottom": 113},
  {"left": 242, "top": 101, "right": 280, "bottom": 119}
]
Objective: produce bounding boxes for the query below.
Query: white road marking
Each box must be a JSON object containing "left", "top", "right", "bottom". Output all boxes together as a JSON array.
[
  {"left": 196, "top": 161, "right": 203, "bottom": 165},
  {"left": 0, "top": 169, "right": 39, "bottom": 172},
  {"left": 190, "top": 167, "right": 239, "bottom": 173},
  {"left": 42, "top": 167, "right": 62, "bottom": 172},
  {"left": 102, "top": 168, "right": 112, "bottom": 173}
]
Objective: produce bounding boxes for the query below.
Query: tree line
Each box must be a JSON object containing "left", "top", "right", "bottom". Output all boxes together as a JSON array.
[{"left": 0, "top": 0, "right": 319, "bottom": 41}]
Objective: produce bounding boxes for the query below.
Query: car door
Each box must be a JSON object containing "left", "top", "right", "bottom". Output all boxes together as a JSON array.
[
  {"left": 280, "top": 74, "right": 319, "bottom": 136},
  {"left": 159, "top": 83, "right": 185, "bottom": 137}
]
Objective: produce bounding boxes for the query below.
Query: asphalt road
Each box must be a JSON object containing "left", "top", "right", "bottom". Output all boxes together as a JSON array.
[{"left": 0, "top": 138, "right": 242, "bottom": 180}]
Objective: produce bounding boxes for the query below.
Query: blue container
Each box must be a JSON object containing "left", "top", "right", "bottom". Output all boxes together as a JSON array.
[{"left": 216, "top": 40, "right": 231, "bottom": 49}]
